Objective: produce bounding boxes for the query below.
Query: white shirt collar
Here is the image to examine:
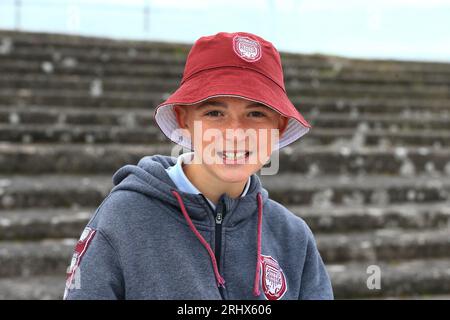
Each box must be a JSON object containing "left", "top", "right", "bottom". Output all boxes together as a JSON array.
[{"left": 165, "top": 152, "right": 251, "bottom": 210}]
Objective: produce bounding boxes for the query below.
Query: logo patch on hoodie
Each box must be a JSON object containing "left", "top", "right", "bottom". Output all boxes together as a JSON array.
[
  {"left": 260, "top": 254, "right": 287, "bottom": 300},
  {"left": 64, "top": 226, "right": 97, "bottom": 299}
]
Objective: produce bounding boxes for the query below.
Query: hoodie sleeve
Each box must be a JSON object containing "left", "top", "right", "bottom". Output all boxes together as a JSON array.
[
  {"left": 63, "top": 227, "right": 125, "bottom": 300},
  {"left": 298, "top": 222, "right": 334, "bottom": 300}
]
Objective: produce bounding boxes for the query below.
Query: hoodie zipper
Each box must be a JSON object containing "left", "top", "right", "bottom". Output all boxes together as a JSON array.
[
  {"left": 215, "top": 201, "right": 225, "bottom": 299},
  {"left": 200, "top": 194, "right": 226, "bottom": 300}
]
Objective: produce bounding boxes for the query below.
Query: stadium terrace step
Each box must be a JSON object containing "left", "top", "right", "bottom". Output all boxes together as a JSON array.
[
  {"left": 0, "top": 229, "right": 448, "bottom": 281},
  {"left": 1, "top": 106, "right": 449, "bottom": 133},
  {"left": 0, "top": 89, "right": 165, "bottom": 109},
  {"left": 3, "top": 30, "right": 450, "bottom": 75},
  {"left": 0, "top": 58, "right": 185, "bottom": 78},
  {"left": 317, "top": 228, "right": 450, "bottom": 263},
  {"left": 0, "top": 174, "right": 449, "bottom": 210},
  {"left": 1, "top": 202, "right": 449, "bottom": 241},
  {"left": 0, "top": 124, "right": 164, "bottom": 144},
  {"left": 0, "top": 106, "right": 154, "bottom": 126},
  {"left": 1, "top": 74, "right": 450, "bottom": 99},
  {"left": 1, "top": 262, "right": 450, "bottom": 300},
  {"left": 1, "top": 88, "right": 450, "bottom": 115},
  {"left": 1, "top": 124, "right": 450, "bottom": 147},
  {"left": 1, "top": 143, "right": 450, "bottom": 176},
  {"left": 0, "top": 239, "right": 75, "bottom": 278},
  {"left": 0, "top": 275, "right": 65, "bottom": 300},
  {"left": 0, "top": 207, "right": 92, "bottom": 240},
  {"left": 4, "top": 57, "right": 450, "bottom": 86},
  {"left": 291, "top": 201, "right": 450, "bottom": 233},
  {"left": 328, "top": 258, "right": 450, "bottom": 299},
  {"left": 0, "top": 174, "right": 112, "bottom": 209},
  {"left": 260, "top": 173, "right": 450, "bottom": 206}
]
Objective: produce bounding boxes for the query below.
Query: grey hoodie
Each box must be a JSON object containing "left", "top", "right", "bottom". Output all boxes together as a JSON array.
[{"left": 63, "top": 154, "right": 333, "bottom": 300}]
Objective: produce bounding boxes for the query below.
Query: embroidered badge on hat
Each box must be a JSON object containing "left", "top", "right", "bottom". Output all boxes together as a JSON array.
[
  {"left": 232, "top": 35, "right": 262, "bottom": 62},
  {"left": 260, "top": 254, "right": 287, "bottom": 300}
]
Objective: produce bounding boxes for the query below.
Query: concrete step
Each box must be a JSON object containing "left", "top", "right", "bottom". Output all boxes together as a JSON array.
[
  {"left": 0, "top": 228, "right": 448, "bottom": 278},
  {"left": 3, "top": 57, "right": 450, "bottom": 87},
  {"left": 0, "top": 239, "right": 75, "bottom": 278},
  {"left": 304, "top": 128, "right": 450, "bottom": 148},
  {"left": 0, "top": 30, "right": 192, "bottom": 54},
  {"left": 0, "top": 58, "right": 185, "bottom": 79},
  {"left": 1, "top": 106, "right": 449, "bottom": 132},
  {"left": 0, "top": 124, "right": 163, "bottom": 144},
  {"left": 0, "top": 173, "right": 449, "bottom": 209},
  {"left": 3, "top": 30, "right": 450, "bottom": 75},
  {"left": 1, "top": 89, "right": 449, "bottom": 115},
  {"left": 293, "top": 201, "right": 450, "bottom": 233},
  {"left": 0, "top": 143, "right": 172, "bottom": 174},
  {"left": 0, "top": 89, "right": 165, "bottom": 109},
  {"left": 1, "top": 143, "right": 450, "bottom": 176},
  {"left": 0, "top": 207, "right": 92, "bottom": 240},
  {"left": 1, "top": 74, "right": 450, "bottom": 99},
  {"left": 0, "top": 90, "right": 450, "bottom": 119},
  {"left": 317, "top": 228, "right": 450, "bottom": 263},
  {"left": 1, "top": 260, "right": 450, "bottom": 299},
  {"left": 0, "top": 105, "right": 154, "bottom": 126},
  {"left": 285, "top": 66, "right": 450, "bottom": 85},
  {"left": 260, "top": 173, "right": 450, "bottom": 206},
  {"left": 328, "top": 258, "right": 450, "bottom": 299},
  {"left": 1, "top": 201, "right": 449, "bottom": 241},
  {"left": 311, "top": 113, "right": 450, "bottom": 131},
  {"left": 1, "top": 123, "right": 450, "bottom": 147},
  {"left": 0, "top": 275, "right": 65, "bottom": 300},
  {"left": 6, "top": 39, "right": 450, "bottom": 78},
  {"left": 0, "top": 174, "right": 111, "bottom": 209}
]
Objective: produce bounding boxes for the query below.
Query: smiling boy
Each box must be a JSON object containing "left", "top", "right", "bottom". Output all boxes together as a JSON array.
[
  {"left": 171, "top": 96, "right": 288, "bottom": 204},
  {"left": 64, "top": 31, "right": 333, "bottom": 300}
]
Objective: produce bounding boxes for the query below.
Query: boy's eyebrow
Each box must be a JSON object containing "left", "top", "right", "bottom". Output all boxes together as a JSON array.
[{"left": 195, "top": 100, "right": 266, "bottom": 110}]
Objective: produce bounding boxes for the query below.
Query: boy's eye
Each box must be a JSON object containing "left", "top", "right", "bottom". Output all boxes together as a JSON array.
[
  {"left": 204, "top": 110, "right": 223, "bottom": 117},
  {"left": 248, "top": 111, "right": 266, "bottom": 117}
]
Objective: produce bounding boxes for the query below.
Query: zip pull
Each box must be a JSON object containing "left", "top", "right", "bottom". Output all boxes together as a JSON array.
[
  {"left": 215, "top": 198, "right": 226, "bottom": 224},
  {"left": 215, "top": 210, "right": 223, "bottom": 224}
]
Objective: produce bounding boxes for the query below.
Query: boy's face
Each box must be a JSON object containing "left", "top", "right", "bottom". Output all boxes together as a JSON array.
[{"left": 173, "top": 96, "right": 288, "bottom": 184}]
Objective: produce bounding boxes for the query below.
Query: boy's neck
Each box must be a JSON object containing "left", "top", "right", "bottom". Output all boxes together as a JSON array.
[{"left": 182, "top": 162, "right": 248, "bottom": 206}]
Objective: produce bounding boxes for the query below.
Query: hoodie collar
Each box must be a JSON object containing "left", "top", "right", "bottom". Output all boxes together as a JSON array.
[{"left": 111, "top": 154, "right": 268, "bottom": 228}]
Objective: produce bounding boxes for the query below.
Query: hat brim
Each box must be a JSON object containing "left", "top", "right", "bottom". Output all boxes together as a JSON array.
[{"left": 153, "top": 67, "right": 311, "bottom": 151}]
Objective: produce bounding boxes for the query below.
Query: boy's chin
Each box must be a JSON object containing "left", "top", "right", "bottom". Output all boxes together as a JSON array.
[{"left": 210, "top": 164, "right": 257, "bottom": 184}]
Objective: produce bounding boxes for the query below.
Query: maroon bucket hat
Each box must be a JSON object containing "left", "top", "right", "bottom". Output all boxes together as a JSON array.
[{"left": 153, "top": 31, "right": 312, "bottom": 150}]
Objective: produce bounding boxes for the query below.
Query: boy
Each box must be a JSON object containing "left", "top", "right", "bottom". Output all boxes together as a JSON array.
[{"left": 64, "top": 31, "right": 333, "bottom": 300}]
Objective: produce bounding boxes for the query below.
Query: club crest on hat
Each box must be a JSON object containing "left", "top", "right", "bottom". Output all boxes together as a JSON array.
[
  {"left": 260, "top": 254, "right": 287, "bottom": 300},
  {"left": 233, "top": 35, "right": 262, "bottom": 62}
]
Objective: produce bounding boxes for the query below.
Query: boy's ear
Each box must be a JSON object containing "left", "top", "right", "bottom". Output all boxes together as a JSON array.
[
  {"left": 173, "top": 105, "right": 188, "bottom": 129},
  {"left": 278, "top": 116, "right": 289, "bottom": 138}
]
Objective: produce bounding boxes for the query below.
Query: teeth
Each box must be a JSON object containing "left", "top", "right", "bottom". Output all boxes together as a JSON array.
[{"left": 222, "top": 151, "right": 247, "bottom": 160}]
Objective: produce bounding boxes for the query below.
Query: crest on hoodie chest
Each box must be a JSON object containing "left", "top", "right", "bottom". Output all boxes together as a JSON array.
[{"left": 260, "top": 254, "right": 287, "bottom": 300}]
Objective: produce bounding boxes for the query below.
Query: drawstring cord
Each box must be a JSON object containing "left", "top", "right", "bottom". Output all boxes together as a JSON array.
[
  {"left": 171, "top": 190, "right": 263, "bottom": 296},
  {"left": 171, "top": 190, "right": 226, "bottom": 288},
  {"left": 253, "top": 192, "right": 263, "bottom": 297}
]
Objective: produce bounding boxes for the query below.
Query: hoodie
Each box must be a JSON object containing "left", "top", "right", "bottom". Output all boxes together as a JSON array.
[{"left": 63, "top": 154, "right": 333, "bottom": 300}]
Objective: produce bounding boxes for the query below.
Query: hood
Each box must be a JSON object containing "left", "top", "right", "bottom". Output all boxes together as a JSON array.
[{"left": 109, "top": 154, "right": 269, "bottom": 296}]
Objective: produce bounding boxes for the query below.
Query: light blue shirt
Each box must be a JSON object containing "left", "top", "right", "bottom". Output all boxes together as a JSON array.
[{"left": 165, "top": 152, "right": 251, "bottom": 210}]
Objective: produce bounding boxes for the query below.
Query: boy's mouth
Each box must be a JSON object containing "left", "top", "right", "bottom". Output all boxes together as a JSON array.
[{"left": 217, "top": 150, "right": 251, "bottom": 163}]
